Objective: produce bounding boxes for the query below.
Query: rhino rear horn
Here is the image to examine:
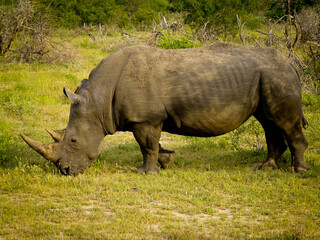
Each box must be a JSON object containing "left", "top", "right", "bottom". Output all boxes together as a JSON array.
[
  {"left": 63, "top": 87, "right": 83, "bottom": 104},
  {"left": 20, "top": 133, "right": 59, "bottom": 163},
  {"left": 46, "top": 129, "right": 66, "bottom": 142}
]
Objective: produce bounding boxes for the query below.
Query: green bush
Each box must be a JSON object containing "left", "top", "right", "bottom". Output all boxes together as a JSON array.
[
  {"left": 132, "top": 7, "right": 156, "bottom": 29},
  {"left": 108, "top": 7, "right": 130, "bottom": 28},
  {"left": 243, "top": 14, "right": 264, "bottom": 30},
  {"left": 302, "top": 93, "right": 319, "bottom": 107},
  {"left": 265, "top": 0, "right": 320, "bottom": 19},
  {"left": 157, "top": 31, "right": 202, "bottom": 49},
  {"left": 34, "top": 0, "right": 170, "bottom": 28}
]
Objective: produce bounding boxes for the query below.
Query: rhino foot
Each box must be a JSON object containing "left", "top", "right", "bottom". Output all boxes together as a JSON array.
[
  {"left": 158, "top": 152, "right": 175, "bottom": 169},
  {"left": 136, "top": 163, "right": 160, "bottom": 174},
  {"left": 295, "top": 165, "right": 309, "bottom": 173},
  {"left": 287, "top": 163, "right": 310, "bottom": 173},
  {"left": 258, "top": 159, "right": 279, "bottom": 170}
]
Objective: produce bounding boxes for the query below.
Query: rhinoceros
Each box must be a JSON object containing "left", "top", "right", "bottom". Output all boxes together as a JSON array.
[{"left": 21, "top": 43, "right": 309, "bottom": 176}]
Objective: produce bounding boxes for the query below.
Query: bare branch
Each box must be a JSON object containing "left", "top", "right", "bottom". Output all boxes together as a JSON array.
[
  {"left": 306, "top": 41, "right": 320, "bottom": 47},
  {"left": 236, "top": 15, "right": 246, "bottom": 44},
  {"left": 88, "top": 33, "right": 96, "bottom": 42}
]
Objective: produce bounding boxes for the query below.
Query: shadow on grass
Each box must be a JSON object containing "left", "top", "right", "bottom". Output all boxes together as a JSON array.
[
  {"left": 2, "top": 138, "right": 319, "bottom": 178},
  {"left": 93, "top": 142, "right": 295, "bottom": 174}
]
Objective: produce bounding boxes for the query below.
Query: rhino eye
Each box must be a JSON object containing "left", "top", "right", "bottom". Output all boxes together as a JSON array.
[{"left": 71, "top": 138, "right": 77, "bottom": 143}]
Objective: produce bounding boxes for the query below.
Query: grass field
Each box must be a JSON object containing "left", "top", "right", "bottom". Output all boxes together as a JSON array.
[{"left": 1, "top": 31, "right": 320, "bottom": 239}]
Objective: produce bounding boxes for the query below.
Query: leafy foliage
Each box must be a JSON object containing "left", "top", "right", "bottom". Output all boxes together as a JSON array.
[
  {"left": 0, "top": 0, "right": 311, "bottom": 29},
  {"left": 265, "top": 0, "right": 320, "bottom": 19},
  {"left": 32, "top": 0, "right": 170, "bottom": 28}
]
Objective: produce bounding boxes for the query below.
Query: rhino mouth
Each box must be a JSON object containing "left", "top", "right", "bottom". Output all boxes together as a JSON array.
[
  {"left": 60, "top": 165, "right": 71, "bottom": 176},
  {"left": 55, "top": 160, "right": 87, "bottom": 176},
  {"left": 55, "top": 160, "right": 70, "bottom": 176}
]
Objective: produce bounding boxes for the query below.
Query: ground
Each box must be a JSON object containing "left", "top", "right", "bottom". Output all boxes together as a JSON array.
[{"left": 0, "top": 32, "right": 320, "bottom": 239}]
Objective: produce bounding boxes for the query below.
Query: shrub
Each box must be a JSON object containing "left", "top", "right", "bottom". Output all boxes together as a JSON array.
[
  {"left": 243, "top": 14, "right": 264, "bottom": 30},
  {"left": 0, "top": 0, "right": 34, "bottom": 57},
  {"left": 0, "top": 0, "right": 75, "bottom": 63},
  {"left": 132, "top": 7, "right": 157, "bottom": 29},
  {"left": 296, "top": 7, "right": 320, "bottom": 43},
  {"left": 108, "top": 7, "right": 130, "bottom": 28},
  {"left": 296, "top": 7, "right": 320, "bottom": 91},
  {"left": 157, "top": 31, "right": 202, "bottom": 49}
]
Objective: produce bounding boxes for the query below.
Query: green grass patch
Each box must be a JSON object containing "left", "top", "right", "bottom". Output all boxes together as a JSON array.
[{"left": 1, "top": 32, "right": 320, "bottom": 239}]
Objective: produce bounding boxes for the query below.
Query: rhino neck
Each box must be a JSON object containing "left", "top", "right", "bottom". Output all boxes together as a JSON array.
[
  {"left": 100, "top": 112, "right": 117, "bottom": 136},
  {"left": 84, "top": 49, "right": 133, "bottom": 135},
  {"left": 85, "top": 87, "right": 117, "bottom": 136}
]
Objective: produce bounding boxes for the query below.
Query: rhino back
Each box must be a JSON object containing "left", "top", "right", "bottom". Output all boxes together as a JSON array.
[{"left": 111, "top": 46, "right": 264, "bottom": 136}]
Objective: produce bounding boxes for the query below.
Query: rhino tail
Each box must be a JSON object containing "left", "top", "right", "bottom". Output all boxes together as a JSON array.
[{"left": 294, "top": 68, "right": 308, "bottom": 130}]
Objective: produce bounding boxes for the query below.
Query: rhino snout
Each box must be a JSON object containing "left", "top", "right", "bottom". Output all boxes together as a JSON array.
[
  {"left": 55, "top": 160, "right": 71, "bottom": 176},
  {"left": 60, "top": 165, "right": 71, "bottom": 176},
  {"left": 56, "top": 161, "right": 85, "bottom": 176}
]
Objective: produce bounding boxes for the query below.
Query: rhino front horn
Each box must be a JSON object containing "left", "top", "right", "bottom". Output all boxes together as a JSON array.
[{"left": 20, "top": 133, "right": 59, "bottom": 163}]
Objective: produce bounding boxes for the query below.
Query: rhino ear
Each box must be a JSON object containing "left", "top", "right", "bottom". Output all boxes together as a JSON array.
[{"left": 63, "top": 87, "right": 84, "bottom": 104}]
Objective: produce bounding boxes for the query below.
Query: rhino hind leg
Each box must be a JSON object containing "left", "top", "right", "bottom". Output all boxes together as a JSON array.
[
  {"left": 283, "top": 124, "right": 309, "bottom": 172},
  {"left": 254, "top": 113, "right": 288, "bottom": 170},
  {"left": 255, "top": 94, "right": 309, "bottom": 172},
  {"left": 132, "top": 123, "right": 163, "bottom": 174}
]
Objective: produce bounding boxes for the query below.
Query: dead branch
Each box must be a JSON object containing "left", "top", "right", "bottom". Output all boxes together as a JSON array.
[
  {"left": 162, "top": 16, "right": 169, "bottom": 30},
  {"left": 88, "top": 33, "right": 96, "bottom": 41},
  {"left": 256, "top": 30, "right": 275, "bottom": 47},
  {"left": 2, "top": 2, "right": 74, "bottom": 64},
  {"left": 236, "top": 15, "right": 246, "bottom": 44},
  {"left": 146, "top": 31, "right": 163, "bottom": 46},
  {"left": 306, "top": 41, "right": 320, "bottom": 47},
  {"left": 121, "top": 30, "right": 131, "bottom": 37},
  {"left": 253, "top": 38, "right": 262, "bottom": 47},
  {"left": 282, "top": 14, "right": 301, "bottom": 57},
  {"left": 292, "top": 18, "right": 301, "bottom": 49},
  {"left": 0, "top": 0, "right": 34, "bottom": 56},
  {"left": 98, "top": 24, "right": 104, "bottom": 43}
]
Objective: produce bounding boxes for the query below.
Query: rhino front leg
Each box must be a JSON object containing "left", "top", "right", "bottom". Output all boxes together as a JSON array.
[{"left": 132, "top": 123, "right": 163, "bottom": 174}]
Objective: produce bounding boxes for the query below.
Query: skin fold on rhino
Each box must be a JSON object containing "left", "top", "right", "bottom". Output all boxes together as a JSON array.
[{"left": 21, "top": 43, "right": 309, "bottom": 176}]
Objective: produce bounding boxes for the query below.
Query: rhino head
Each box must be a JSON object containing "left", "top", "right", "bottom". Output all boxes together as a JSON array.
[{"left": 20, "top": 88, "right": 105, "bottom": 176}]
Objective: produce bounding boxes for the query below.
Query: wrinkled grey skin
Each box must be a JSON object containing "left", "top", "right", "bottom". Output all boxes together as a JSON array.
[{"left": 21, "top": 43, "right": 309, "bottom": 176}]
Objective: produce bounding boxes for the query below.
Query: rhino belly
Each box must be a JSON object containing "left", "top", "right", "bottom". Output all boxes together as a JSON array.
[
  {"left": 162, "top": 100, "right": 257, "bottom": 137},
  {"left": 158, "top": 55, "right": 261, "bottom": 136},
  {"left": 162, "top": 80, "right": 260, "bottom": 137}
]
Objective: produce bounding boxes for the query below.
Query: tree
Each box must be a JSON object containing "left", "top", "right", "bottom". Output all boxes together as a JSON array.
[
  {"left": 266, "top": 0, "right": 320, "bottom": 19},
  {"left": 0, "top": 0, "right": 33, "bottom": 56}
]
